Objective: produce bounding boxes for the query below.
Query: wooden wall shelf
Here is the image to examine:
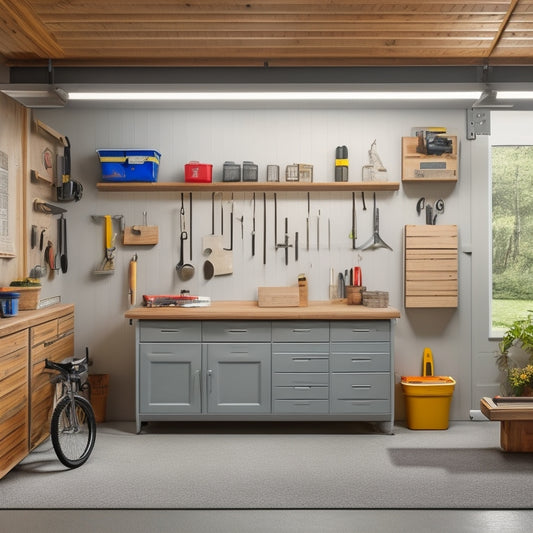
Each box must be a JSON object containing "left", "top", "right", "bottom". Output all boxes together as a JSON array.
[
  {"left": 402, "top": 136, "right": 458, "bottom": 183},
  {"left": 97, "top": 181, "right": 400, "bottom": 193}
]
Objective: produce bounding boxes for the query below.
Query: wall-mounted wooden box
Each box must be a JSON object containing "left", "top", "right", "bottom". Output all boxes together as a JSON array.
[
  {"left": 402, "top": 136, "right": 458, "bottom": 182},
  {"left": 404, "top": 225, "right": 458, "bottom": 308}
]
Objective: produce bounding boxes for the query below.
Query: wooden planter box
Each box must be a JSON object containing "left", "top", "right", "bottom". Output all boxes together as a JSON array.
[{"left": 1, "top": 287, "right": 41, "bottom": 310}]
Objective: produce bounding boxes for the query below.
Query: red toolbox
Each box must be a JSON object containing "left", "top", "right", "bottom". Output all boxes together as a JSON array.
[{"left": 184, "top": 161, "right": 213, "bottom": 183}]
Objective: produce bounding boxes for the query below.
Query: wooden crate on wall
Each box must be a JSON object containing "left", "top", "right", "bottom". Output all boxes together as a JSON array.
[
  {"left": 404, "top": 225, "right": 458, "bottom": 308},
  {"left": 402, "top": 136, "right": 458, "bottom": 182}
]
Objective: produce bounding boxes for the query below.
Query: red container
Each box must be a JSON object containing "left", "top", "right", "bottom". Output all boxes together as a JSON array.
[{"left": 184, "top": 161, "right": 212, "bottom": 183}]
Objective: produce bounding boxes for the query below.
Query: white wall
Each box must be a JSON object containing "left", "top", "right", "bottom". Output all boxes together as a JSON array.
[{"left": 35, "top": 106, "right": 474, "bottom": 421}]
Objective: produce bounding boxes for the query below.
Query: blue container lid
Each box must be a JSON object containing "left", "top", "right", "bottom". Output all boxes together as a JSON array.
[{"left": 0, "top": 292, "right": 20, "bottom": 298}]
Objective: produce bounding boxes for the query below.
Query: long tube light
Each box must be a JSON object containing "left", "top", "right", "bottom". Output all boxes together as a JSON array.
[{"left": 68, "top": 91, "right": 484, "bottom": 101}]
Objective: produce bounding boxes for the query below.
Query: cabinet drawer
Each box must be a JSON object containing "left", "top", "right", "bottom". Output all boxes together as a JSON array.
[
  {"left": 0, "top": 330, "right": 28, "bottom": 359},
  {"left": 273, "top": 399, "right": 329, "bottom": 414},
  {"left": 0, "top": 413, "right": 28, "bottom": 478},
  {"left": 0, "top": 346, "right": 28, "bottom": 381},
  {"left": 273, "top": 385, "right": 328, "bottom": 400},
  {"left": 31, "top": 319, "right": 58, "bottom": 347},
  {"left": 272, "top": 321, "right": 329, "bottom": 342},
  {"left": 273, "top": 354, "right": 329, "bottom": 373},
  {"left": 273, "top": 372, "right": 329, "bottom": 387},
  {"left": 330, "top": 345, "right": 390, "bottom": 372},
  {"left": 330, "top": 321, "right": 390, "bottom": 342},
  {"left": 32, "top": 335, "right": 73, "bottom": 390},
  {"left": 31, "top": 331, "right": 74, "bottom": 365},
  {"left": 140, "top": 321, "right": 201, "bottom": 342},
  {"left": 331, "top": 398, "right": 390, "bottom": 415},
  {"left": 58, "top": 313, "right": 74, "bottom": 336},
  {"left": 331, "top": 373, "right": 390, "bottom": 400},
  {"left": 0, "top": 380, "right": 27, "bottom": 423},
  {"left": 203, "top": 321, "right": 270, "bottom": 342}
]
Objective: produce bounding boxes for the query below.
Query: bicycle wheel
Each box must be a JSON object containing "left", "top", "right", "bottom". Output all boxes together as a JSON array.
[{"left": 50, "top": 394, "right": 97, "bottom": 468}]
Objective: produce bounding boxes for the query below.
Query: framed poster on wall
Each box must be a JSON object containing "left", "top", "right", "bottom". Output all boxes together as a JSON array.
[{"left": 0, "top": 149, "right": 15, "bottom": 257}]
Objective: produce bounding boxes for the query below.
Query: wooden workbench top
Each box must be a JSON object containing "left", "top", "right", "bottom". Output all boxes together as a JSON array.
[
  {"left": 125, "top": 300, "right": 401, "bottom": 321},
  {"left": 0, "top": 303, "right": 74, "bottom": 337}
]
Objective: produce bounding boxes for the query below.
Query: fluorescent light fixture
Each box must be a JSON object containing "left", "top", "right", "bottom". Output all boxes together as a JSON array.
[
  {"left": 497, "top": 91, "right": 533, "bottom": 100},
  {"left": 68, "top": 90, "right": 482, "bottom": 102}
]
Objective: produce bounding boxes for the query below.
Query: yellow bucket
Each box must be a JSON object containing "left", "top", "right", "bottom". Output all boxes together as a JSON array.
[{"left": 401, "top": 376, "right": 456, "bottom": 430}]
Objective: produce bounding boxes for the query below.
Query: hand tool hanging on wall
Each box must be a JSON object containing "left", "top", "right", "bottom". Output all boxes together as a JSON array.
[
  {"left": 357, "top": 193, "right": 392, "bottom": 251},
  {"left": 275, "top": 217, "right": 293, "bottom": 266},
  {"left": 129, "top": 254, "right": 137, "bottom": 305},
  {"left": 263, "top": 193, "right": 267, "bottom": 265},
  {"left": 417, "top": 197, "right": 445, "bottom": 225},
  {"left": 351, "top": 192, "right": 357, "bottom": 249},
  {"left": 92, "top": 214, "right": 116, "bottom": 274},
  {"left": 306, "top": 192, "right": 310, "bottom": 251},
  {"left": 56, "top": 136, "right": 83, "bottom": 202},
  {"left": 176, "top": 195, "right": 195, "bottom": 281},
  {"left": 317, "top": 209, "right": 321, "bottom": 250},
  {"left": 59, "top": 214, "right": 68, "bottom": 273},
  {"left": 189, "top": 193, "right": 193, "bottom": 260},
  {"left": 274, "top": 193, "right": 278, "bottom": 252},
  {"left": 224, "top": 193, "right": 234, "bottom": 251},
  {"left": 251, "top": 192, "right": 256, "bottom": 256}
]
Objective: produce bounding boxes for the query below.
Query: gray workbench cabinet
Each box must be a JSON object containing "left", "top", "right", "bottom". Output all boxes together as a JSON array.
[{"left": 135, "top": 318, "right": 394, "bottom": 433}]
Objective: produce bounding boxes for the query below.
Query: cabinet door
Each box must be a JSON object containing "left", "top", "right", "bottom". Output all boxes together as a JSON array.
[
  {"left": 139, "top": 343, "right": 201, "bottom": 414},
  {"left": 206, "top": 343, "right": 271, "bottom": 414}
]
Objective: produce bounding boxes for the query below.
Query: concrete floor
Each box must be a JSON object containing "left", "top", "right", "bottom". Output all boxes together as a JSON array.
[{"left": 2, "top": 510, "right": 533, "bottom": 533}]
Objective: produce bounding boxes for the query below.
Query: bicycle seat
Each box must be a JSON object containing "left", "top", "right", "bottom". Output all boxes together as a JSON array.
[{"left": 45, "top": 357, "right": 87, "bottom": 374}]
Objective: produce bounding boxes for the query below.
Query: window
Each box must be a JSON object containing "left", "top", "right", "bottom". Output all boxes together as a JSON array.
[{"left": 491, "top": 144, "right": 533, "bottom": 329}]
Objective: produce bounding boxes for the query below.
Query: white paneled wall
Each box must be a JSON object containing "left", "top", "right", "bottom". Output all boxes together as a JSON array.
[{"left": 36, "top": 106, "right": 473, "bottom": 421}]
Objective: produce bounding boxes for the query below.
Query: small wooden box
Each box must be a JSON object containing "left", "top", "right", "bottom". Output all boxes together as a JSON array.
[
  {"left": 122, "top": 226, "right": 159, "bottom": 245},
  {"left": 257, "top": 286, "right": 300, "bottom": 307},
  {"left": 404, "top": 225, "right": 458, "bottom": 308},
  {"left": 402, "top": 136, "right": 458, "bottom": 182}
]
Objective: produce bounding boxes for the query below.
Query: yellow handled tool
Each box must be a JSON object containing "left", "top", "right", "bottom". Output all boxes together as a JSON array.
[
  {"left": 129, "top": 254, "right": 137, "bottom": 305},
  {"left": 422, "top": 347, "right": 434, "bottom": 377}
]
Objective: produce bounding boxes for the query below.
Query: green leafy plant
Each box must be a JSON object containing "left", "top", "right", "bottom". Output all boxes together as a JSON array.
[{"left": 496, "top": 314, "right": 533, "bottom": 395}]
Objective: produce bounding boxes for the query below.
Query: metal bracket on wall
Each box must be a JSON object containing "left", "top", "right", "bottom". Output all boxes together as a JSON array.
[{"left": 466, "top": 108, "right": 491, "bottom": 140}]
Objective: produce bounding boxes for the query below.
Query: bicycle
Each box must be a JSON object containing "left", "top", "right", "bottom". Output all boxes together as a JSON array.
[{"left": 45, "top": 352, "right": 97, "bottom": 468}]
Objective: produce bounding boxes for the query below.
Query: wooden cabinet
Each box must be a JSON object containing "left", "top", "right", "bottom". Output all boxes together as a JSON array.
[
  {"left": 0, "top": 330, "right": 29, "bottom": 480},
  {"left": 404, "top": 225, "right": 458, "bottom": 308},
  {"left": 0, "top": 304, "right": 74, "bottom": 479}
]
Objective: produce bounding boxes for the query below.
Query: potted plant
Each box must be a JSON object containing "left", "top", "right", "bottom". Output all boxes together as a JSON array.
[{"left": 496, "top": 314, "right": 533, "bottom": 395}]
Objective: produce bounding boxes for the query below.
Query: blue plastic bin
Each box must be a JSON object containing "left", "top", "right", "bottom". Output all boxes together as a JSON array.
[
  {"left": 97, "top": 149, "right": 161, "bottom": 182},
  {"left": 0, "top": 292, "right": 20, "bottom": 317}
]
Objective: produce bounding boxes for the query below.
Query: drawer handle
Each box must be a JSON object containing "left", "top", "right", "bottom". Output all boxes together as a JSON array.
[
  {"left": 294, "top": 386, "right": 311, "bottom": 390},
  {"left": 351, "top": 329, "right": 371, "bottom": 333},
  {"left": 292, "top": 329, "right": 312, "bottom": 333},
  {"left": 226, "top": 329, "right": 248, "bottom": 334},
  {"left": 43, "top": 332, "right": 70, "bottom": 347},
  {"left": 351, "top": 358, "right": 372, "bottom": 362},
  {"left": 292, "top": 358, "right": 311, "bottom": 362},
  {"left": 351, "top": 385, "right": 371, "bottom": 390},
  {"left": 160, "top": 329, "right": 182, "bottom": 333},
  {"left": 293, "top": 402, "right": 311, "bottom": 406}
]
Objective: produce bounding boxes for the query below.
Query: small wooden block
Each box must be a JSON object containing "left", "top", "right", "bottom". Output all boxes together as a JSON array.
[
  {"left": 123, "top": 226, "right": 159, "bottom": 245},
  {"left": 257, "top": 287, "right": 300, "bottom": 307}
]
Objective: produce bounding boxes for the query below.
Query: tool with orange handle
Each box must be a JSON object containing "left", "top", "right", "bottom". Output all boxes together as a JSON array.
[{"left": 129, "top": 254, "right": 137, "bottom": 305}]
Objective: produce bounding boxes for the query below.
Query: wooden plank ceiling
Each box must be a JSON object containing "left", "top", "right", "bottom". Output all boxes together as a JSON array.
[{"left": 0, "top": 0, "right": 532, "bottom": 67}]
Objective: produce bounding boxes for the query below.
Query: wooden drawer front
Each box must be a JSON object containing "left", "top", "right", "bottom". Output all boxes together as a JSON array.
[
  {"left": 203, "top": 321, "right": 270, "bottom": 342},
  {"left": 0, "top": 410, "right": 28, "bottom": 479},
  {"left": 140, "top": 321, "right": 201, "bottom": 342},
  {"left": 0, "top": 330, "right": 28, "bottom": 359},
  {"left": 272, "top": 344, "right": 329, "bottom": 373},
  {"left": 330, "top": 321, "right": 390, "bottom": 342},
  {"left": 31, "top": 336, "right": 71, "bottom": 390},
  {"left": 31, "top": 319, "right": 58, "bottom": 347},
  {"left": 57, "top": 313, "right": 74, "bottom": 336},
  {"left": 273, "top": 399, "right": 329, "bottom": 414},
  {"left": 272, "top": 321, "right": 329, "bottom": 342},
  {"left": 31, "top": 383, "right": 58, "bottom": 449},
  {"left": 273, "top": 384, "right": 328, "bottom": 400},
  {"left": 330, "top": 344, "right": 390, "bottom": 372},
  {"left": 0, "top": 346, "right": 28, "bottom": 381},
  {"left": 0, "top": 381, "right": 27, "bottom": 423},
  {"left": 31, "top": 331, "right": 74, "bottom": 365},
  {"left": 273, "top": 373, "right": 329, "bottom": 387},
  {"left": 331, "top": 373, "right": 390, "bottom": 400},
  {"left": 331, "top": 398, "right": 390, "bottom": 415}
]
